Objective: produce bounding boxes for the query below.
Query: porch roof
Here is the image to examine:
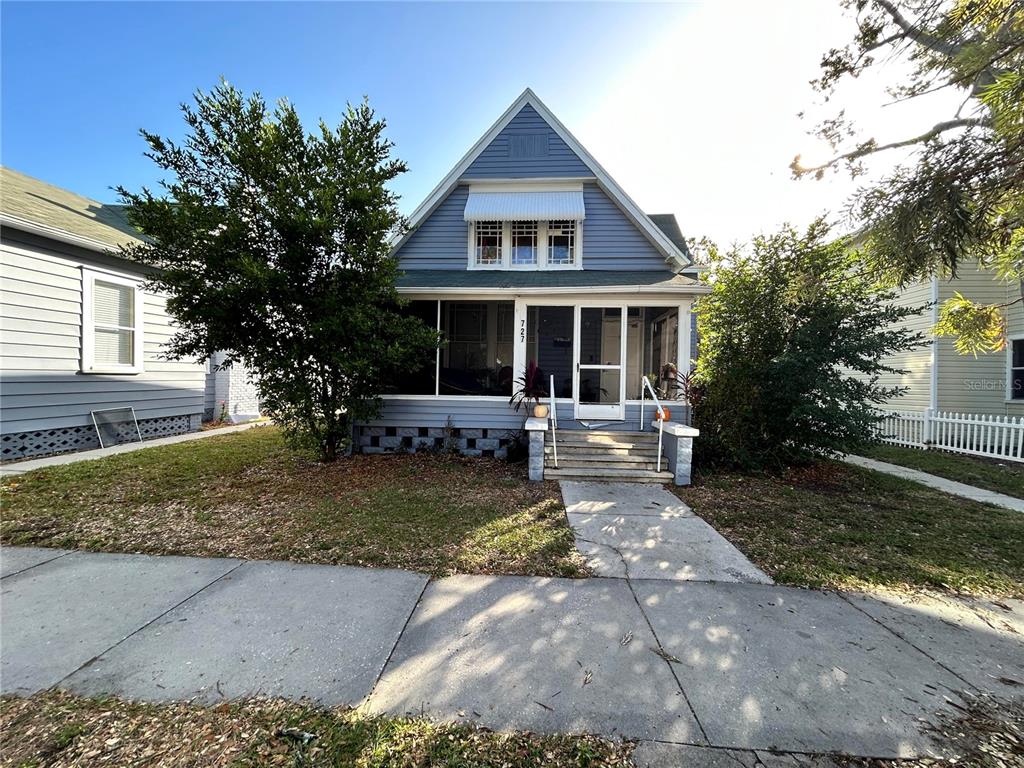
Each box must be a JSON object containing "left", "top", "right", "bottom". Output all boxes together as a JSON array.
[{"left": 395, "top": 269, "right": 704, "bottom": 294}]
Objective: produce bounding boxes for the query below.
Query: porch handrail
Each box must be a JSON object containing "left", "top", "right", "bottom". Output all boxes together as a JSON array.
[
  {"left": 548, "top": 374, "right": 558, "bottom": 469},
  {"left": 640, "top": 375, "right": 665, "bottom": 472}
]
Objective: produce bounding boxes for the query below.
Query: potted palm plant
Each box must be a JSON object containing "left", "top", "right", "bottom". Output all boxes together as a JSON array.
[{"left": 510, "top": 360, "right": 550, "bottom": 418}]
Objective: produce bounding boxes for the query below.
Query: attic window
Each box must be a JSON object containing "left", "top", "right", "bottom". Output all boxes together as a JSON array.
[
  {"left": 547, "top": 220, "right": 576, "bottom": 266},
  {"left": 474, "top": 221, "right": 503, "bottom": 266},
  {"left": 508, "top": 133, "right": 547, "bottom": 158}
]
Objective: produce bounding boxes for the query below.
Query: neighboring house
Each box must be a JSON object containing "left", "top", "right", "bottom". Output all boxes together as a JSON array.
[
  {"left": 359, "top": 89, "right": 707, "bottom": 481},
  {"left": 0, "top": 167, "right": 259, "bottom": 460},
  {"left": 873, "top": 263, "right": 1024, "bottom": 418}
]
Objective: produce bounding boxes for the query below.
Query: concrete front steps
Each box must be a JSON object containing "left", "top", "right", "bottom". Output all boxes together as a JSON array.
[{"left": 544, "top": 430, "right": 673, "bottom": 483}]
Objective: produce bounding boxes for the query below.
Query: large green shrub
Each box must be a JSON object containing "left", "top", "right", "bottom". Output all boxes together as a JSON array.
[
  {"left": 692, "top": 220, "right": 925, "bottom": 469},
  {"left": 119, "top": 82, "right": 439, "bottom": 461}
]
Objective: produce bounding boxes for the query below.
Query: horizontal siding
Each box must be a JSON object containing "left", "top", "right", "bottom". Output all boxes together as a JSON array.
[
  {"left": 937, "top": 263, "right": 1024, "bottom": 416},
  {"left": 396, "top": 184, "right": 665, "bottom": 271},
  {"left": 580, "top": 184, "right": 665, "bottom": 269},
  {"left": 860, "top": 280, "right": 934, "bottom": 412},
  {"left": 0, "top": 233, "right": 206, "bottom": 434},
  {"left": 462, "top": 105, "right": 591, "bottom": 179},
  {"left": 361, "top": 397, "right": 688, "bottom": 432},
  {"left": 397, "top": 186, "right": 469, "bottom": 270}
]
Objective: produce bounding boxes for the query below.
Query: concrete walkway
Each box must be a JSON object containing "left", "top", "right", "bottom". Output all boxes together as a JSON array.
[
  {"left": 3, "top": 547, "right": 1022, "bottom": 761},
  {"left": 560, "top": 481, "right": 772, "bottom": 583},
  {"left": 844, "top": 454, "right": 1024, "bottom": 513},
  {"left": 0, "top": 422, "right": 267, "bottom": 477}
]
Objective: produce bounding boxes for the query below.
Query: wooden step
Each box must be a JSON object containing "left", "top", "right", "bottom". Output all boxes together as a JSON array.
[
  {"left": 550, "top": 437, "right": 659, "bottom": 450},
  {"left": 545, "top": 445, "right": 660, "bottom": 458},
  {"left": 545, "top": 466, "right": 674, "bottom": 483},
  {"left": 548, "top": 459, "right": 662, "bottom": 471},
  {"left": 544, "top": 451, "right": 655, "bottom": 463}
]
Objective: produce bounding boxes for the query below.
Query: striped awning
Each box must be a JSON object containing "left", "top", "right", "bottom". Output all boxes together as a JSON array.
[{"left": 463, "top": 191, "right": 585, "bottom": 222}]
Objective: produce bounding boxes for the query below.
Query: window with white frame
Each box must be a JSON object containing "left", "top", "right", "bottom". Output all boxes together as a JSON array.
[
  {"left": 547, "top": 220, "right": 576, "bottom": 266},
  {"left": 1010, "top": 338, "right": 1024, "bottom": 400},
  {"left": 474, "top": 221, "right": 503, "bottom": 266},
  {"left": 511, "top": 221, "right": 538, "bottom": 266},
  {"left": 81, "top": 268, "right": 144, "bottom": 374},
  {"left": 469, "top": 220, "right": 580, "bottom": 269}
]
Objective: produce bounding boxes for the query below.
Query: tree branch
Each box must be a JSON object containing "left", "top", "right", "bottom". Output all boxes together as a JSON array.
[
  {"left": 872, "top": 0, "right": 962, "bottom": 58},
  {"left": 792, "top": 117, "right": 987, "bottom": 176}
]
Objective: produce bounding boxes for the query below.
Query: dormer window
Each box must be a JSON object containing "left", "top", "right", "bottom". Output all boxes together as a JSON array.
[
  {"left": 464, "top": 184, "right": 585, "bottom": 270},
  {"left": 475, "top": 221, "right": 503, "bottom": 266},
  {"left": 547, "top": 220, "right": 576, "bottom": 266},
  {"left": 511, "top": 221, "right": 538, "bottom": 266}
]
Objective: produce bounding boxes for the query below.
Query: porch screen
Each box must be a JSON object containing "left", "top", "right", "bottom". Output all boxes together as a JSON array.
[
  {"left": 439, "top": 301, "right": 514, "bottom": 396},
  {"left": 384, "top": 300, "right": 438, "bottom": 395},
  {"left": 626, "top": 307, "right": 679, "bottom": 399},
  {"left": 526, "top": 306, "right": 574, "bottom": 398}
]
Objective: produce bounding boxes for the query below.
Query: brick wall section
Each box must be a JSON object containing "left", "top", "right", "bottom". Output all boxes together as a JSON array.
[{"left": 208, "top": 352, "right": 261, "bottom": 423}]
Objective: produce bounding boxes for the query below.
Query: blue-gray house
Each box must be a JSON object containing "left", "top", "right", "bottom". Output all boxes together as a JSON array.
[{"left": 359, "top": 89, "right": 706, "bottom": 482}]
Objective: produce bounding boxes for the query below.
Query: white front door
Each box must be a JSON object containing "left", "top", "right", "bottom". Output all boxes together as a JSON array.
[{"left": 575, "top": 306, "right": 626, "bottom": 421}]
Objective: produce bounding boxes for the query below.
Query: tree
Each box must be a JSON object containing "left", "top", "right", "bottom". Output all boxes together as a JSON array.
[
  {"left": 691, "top": 220, "right": 925, "bottom": 469},
  {"left": 793, "top": 0, "right": 1023, "bottom": 354},
  {"left": 118, "top": 82, "right": 439, "bottom": 461}
]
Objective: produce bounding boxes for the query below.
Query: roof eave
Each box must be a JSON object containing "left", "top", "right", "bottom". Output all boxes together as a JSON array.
[{"left": 0, "top": 212, "right": 137, "bottom": 255}]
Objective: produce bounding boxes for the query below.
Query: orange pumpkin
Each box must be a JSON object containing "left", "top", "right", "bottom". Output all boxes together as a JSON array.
[{"left": 655, "top": 407, "right": 671, "bottom": 422}]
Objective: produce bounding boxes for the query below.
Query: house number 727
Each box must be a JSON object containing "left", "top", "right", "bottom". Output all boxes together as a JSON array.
[{"left": 520, "top": 318, "right": 525, "bottom": 342}]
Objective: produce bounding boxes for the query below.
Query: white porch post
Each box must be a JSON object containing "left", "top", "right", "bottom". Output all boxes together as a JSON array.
[
  {"left": 513, "top": 296, "right": 527, "bottom": 387},
  {"left": 678, "top": 300, "right": 693, "bottom": 374}
]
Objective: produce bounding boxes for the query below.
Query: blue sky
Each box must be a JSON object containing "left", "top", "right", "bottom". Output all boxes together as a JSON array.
[
  {"left": 2, "top": 3, "right": 690, "bottom": 211},
  {"left": 1, "top": 2, "right": 957, "bottom": 243}
]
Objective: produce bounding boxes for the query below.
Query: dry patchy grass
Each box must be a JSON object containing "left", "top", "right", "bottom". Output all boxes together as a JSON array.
[
  {"left": 675, "top": 462, "right": 1024, "bottom": 598},
  {"left": 0, "top": 427, "right": 587, "bottom": 578},
  {"left": 0, "top": 691, "right": 633, "bottom": 768}
]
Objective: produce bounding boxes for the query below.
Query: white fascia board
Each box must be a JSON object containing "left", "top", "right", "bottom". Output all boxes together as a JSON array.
[
  {"left": 0, "top": 213, "right": 122, "bottom": 254},
  {"left": 391, "top": 88, "right": 692, "bottom": 269}
]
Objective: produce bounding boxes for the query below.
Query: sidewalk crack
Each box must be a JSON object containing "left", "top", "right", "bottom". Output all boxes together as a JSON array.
[
  {"left": 837, "top": 591, "right": 977, "bottom": 694},
  {"left": 53, "top": 559, "right": 246, "bottom": 689},
  {"left": 579, "top": 534, "right": 710, "bottom": 745},
  {"left": 362, "top": 575, "right": 431, "bottom": 707}
]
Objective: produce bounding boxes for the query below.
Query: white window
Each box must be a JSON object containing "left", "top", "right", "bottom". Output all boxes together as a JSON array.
[
  {"left": 1010, "top": 337, "right": 1024, "bottom": 401},
  {"left": 547, "top": 220, "right": 576, "bottom": 266},
  {"left": 511, "top": 221, "right": 538, "bottom": 266},
  {"left": 81, "top": 268, "right": 144, "bottom": 374},
  {"left": 468, "top": 220, "right": 581, "bottom": 269},
  {"left": 474, "top": 221, "right": 503, "bottom": 266}
]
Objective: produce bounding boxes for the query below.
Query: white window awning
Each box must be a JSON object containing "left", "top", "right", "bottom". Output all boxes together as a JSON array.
[{"left": 463, "top": 191, "right": 585, "bottom": 222}]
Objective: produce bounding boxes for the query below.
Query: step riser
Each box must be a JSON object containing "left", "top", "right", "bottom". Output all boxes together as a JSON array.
[
  {"left": 544, "top": 453, "right": 656, "bottom": 464},
  {"left": 549, "top": 442, "right": 658, "bottom": 451},
  {"left": 546, "top": 470, "right": 673, "bottom": 482},
  {"left": 547, "top": 462, "right": 663, "bottom": 471}
]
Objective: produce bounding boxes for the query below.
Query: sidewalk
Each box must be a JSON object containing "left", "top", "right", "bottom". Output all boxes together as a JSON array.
[
  {"left": 0, "top": 422, "right": 266, "bottom": 477},
  {"left": 2, "top": 546, "right": 1021, "bottom": 760},
  {"left": 843, "top": 454, "right": 1024, "bottom": 513}
]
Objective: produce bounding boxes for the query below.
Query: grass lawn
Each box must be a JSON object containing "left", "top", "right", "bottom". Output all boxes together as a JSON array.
[
  {"left": 0, "top": 427, "right": 587, "bottom": 578},
  {"left": 0, "top": 691, "right": 632, "bottom": 768},
  {"left": 859, "top": 442, "right": 1024, "bottom": 499},
  {"left": 675, "top": 462, "right": 1024, "bottom": 598}
]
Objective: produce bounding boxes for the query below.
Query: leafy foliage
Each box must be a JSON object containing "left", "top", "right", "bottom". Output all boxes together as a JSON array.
[
  {"left": 796, "top": 0, "right": 1024, "bottom": 353},
  {"left": 692, "top": 220, "right": 925, "bottom": 469},
  {"left": 509, "top": 359, "right": 549, "bottom": 413},
  {"left": 118, "top": 82, "right": 438, "bottom": 460}
]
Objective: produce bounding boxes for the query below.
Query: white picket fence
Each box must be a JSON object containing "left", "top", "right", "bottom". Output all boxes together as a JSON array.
[{"left": 875, "top": 410, "right": 1024, "bottom": 463}]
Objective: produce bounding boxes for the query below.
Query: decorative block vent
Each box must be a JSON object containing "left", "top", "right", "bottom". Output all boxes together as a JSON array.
[
  {"left": 1, "top": 414, "right": 199, "bottom": 461},
  {"left": 356, "top": 425, "right": 517, "bottom": 459}
]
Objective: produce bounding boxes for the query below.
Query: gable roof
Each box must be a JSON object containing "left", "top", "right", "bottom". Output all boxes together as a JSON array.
[
  {"left": 0, "top": 166, "right": 144, "bottom": 252},
  {"left": 394, "top": 89, "right": 691, "bottom": 269}
]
